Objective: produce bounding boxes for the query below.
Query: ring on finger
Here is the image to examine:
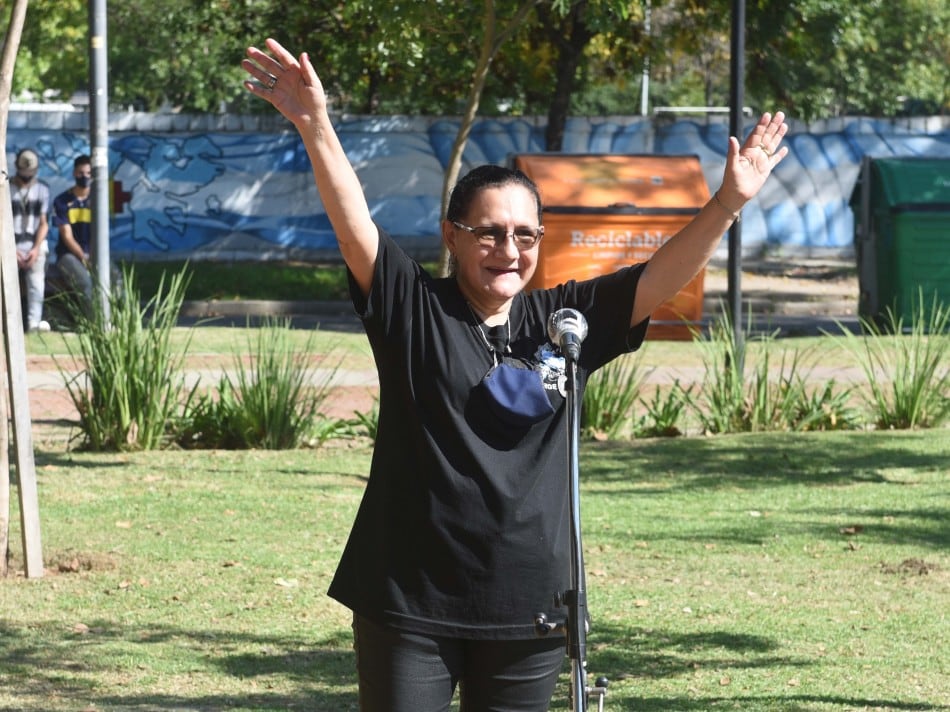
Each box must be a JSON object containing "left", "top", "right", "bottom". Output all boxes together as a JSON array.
[
  {"left": 758, "top": 143, "right": 772, "bottom": 157},
  {"left": 264, "top": 74, "right": 277, "bottom": 90}
]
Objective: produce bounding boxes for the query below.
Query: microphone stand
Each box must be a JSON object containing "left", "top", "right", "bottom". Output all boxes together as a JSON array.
[{"left": 536, "top": 350, "right": 608, "bottom": 711}]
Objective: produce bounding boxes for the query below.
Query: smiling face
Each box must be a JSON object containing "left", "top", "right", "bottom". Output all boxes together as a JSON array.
[{"left": 443, "top": 183, "right": 542, "bottom": 321}]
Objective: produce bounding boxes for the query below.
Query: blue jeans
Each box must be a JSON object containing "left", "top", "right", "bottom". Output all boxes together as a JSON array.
[
  {"left": 352, "top": 614, "right": 565, "bottom": 712},
  {"left": 16, "top": 238, "right": 48, "bottom": 328}
]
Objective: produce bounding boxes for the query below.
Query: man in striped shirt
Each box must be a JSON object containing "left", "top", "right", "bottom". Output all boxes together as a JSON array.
[{"left": 11, "top": 148, "right": 51, "bottom": 332}]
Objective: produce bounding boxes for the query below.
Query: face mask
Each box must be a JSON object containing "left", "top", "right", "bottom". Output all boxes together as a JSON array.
[
  {"left": 76, "top": 175, "right": 92, "bottom": 188},
  {"left": 16, "top": 173, "right": 34, "bottom": 183},
  {"left": 479, "top": 362, "right": 554, "bottom": 426}
]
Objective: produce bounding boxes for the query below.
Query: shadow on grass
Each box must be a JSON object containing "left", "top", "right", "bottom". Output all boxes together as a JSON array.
[
  {"left": 31, "top": 449, "right": 372, "bottom": 488},
  {"left": 581, "top": 432, "right": 944, "bottom": 491},
  {"left": 0, "top": 619, "right": 357, "bottom": 711},
  {"left": 3, "top": 617, "right": 946, "bottom": 712},
  {"left": 565, "top": 621, "right": 946, "bottom": 711},
  {"left": 590, "top": 623, "right": 791, "bottom": 678},
  {"left": 609, "top": 695, "right": 948, "bottom": 711},
  {"left": 581, "top": 432, "right": 950, "bottom": 550},
  {"left": 580, "top": 622, "right": 948, "bottom": 711}
]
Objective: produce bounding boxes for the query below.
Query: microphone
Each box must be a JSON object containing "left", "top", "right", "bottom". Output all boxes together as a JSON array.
[{"left": 548, "top": 308, "right": 588, "bottom": 361}]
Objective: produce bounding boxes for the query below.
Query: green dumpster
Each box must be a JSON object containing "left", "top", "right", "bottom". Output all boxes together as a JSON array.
[{"left": 851, "top": 156, "right": 950, "bottom": 325}]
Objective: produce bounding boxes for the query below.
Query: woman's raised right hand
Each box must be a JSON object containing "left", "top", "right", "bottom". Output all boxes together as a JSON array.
[{"left": 242, "top": 38, "right": 328, "bottom": 128}]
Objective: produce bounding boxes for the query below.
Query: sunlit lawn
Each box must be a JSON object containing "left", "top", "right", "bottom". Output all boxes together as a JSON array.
[{"left": 2, "top": 430, "right": 947, "bottom": 711}]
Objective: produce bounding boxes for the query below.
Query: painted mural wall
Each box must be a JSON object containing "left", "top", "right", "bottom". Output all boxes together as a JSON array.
[{"left": 6, "top": 110, "right": 949, "bottom": 262}]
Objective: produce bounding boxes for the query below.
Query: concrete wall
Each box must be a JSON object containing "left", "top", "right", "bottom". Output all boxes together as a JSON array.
[{"left": 7, "top": 110, "right": 949, "bottom": 262}]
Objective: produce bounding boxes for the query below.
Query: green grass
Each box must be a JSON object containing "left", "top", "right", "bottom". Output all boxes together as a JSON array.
[
  {"left": 124, "top": 260, "right": 434, "bottom": 302},
  {"left": 123, "top": 260, "right": 353, "bottom": 302},
  {"left": 27, "top": 326, "right": 376, "bottom": 372},
  {"left": 3, "top": 431, "right": 948, "bottom": 711}
]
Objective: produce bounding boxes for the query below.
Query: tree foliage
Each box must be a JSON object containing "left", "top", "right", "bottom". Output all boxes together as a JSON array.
[
  {"left": 7, "top": 0, "right": 947, "bottom": 120},
  {"left": 744, "top": 0, "right": 950, "bottom": 120}
]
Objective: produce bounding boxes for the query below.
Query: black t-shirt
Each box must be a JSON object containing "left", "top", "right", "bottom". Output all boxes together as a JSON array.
[{"left": 328, "top": 227, "right": 648, "bottom": 639}]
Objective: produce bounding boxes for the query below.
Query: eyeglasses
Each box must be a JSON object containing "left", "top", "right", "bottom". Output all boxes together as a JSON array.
[{"left": 452, "top": 221, "right": 544, "bottom": 250}]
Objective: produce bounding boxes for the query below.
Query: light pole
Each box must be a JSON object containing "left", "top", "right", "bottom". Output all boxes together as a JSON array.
[
  {"left": 89, "top": 0, "right": 111, "bottom": 321},
  {"left": 728, "top": 0, "right": 746, "bottom": 369}
]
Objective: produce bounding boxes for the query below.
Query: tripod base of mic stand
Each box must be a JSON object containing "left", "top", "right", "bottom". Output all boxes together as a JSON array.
[{"left": 587, "top": 677, "right": 608, "bottom": 712}]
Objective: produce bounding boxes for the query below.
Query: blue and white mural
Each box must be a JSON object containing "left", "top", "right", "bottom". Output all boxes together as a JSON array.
[{"left": 6, "top": 111, "right": 949, "bottom": 262}]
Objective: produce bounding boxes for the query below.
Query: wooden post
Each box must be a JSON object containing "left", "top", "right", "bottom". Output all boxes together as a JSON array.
[
  {"left": 0, "top": 182, "right": 44, "bottom": 578},
  {"left": 2, "top": 0, "right": 45, "bottom": 579},
  {"left": 0, "top": 338, "right": 9, "bottom": 576}
]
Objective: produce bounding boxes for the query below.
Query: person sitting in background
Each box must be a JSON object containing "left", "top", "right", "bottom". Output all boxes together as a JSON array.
[
  {"left": 51, "top": 154, "right": 95, "bottom": 318},
  {"left": 11, "top": 148, "right": 51, "bottom": 332}
]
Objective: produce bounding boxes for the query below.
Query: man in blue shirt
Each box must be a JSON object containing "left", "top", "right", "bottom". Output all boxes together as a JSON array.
[{"left": 52, "top": 154, "right": 94, "bottom": 318}]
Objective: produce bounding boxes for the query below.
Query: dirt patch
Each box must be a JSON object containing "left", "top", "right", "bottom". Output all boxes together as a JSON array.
[
  {"left": 322, "top": 386, "right": 377, "bottom": 420},
  {"left": 878, "top": 558, "right": 941, "bottom": 576},
  {"left": 3, "top": 549, "right": 118, "bottom": 578},
  {"left": 48, "top": 549, "right": 119, "bottom": 574}
]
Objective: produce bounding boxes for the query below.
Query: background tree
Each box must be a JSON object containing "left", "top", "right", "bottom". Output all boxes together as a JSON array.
[
  {"left": 436, "top": 0, "right": 543, "bottom": 275},
  {"left": 744, "top": 0, "right": 950, "bottom": 120},
  {"left": 10, "top": 0, "right": 948, "bottom": 119},
  {"left": 10, "top": 0, "right": 86, "bottom": 104},
  {"left": 535, "top": 1, "right": 642, "bottom": 150}
]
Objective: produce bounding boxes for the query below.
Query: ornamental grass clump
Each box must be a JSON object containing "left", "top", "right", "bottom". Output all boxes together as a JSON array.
[
  {"left": 689, "top": 312, "right": 748, "bottom": 434},
  {"left": 836, "top": 292, "right": 950, "bottom": 429},
  {"left": 60, "top": 266, "right": 194, "bottom": 451},
  {"left": 179, "top": 318, "right": 340, "bottom": 449},
  {"left": 635, "top": 380, "right": 693, "bottom": 437},
  {"left": 691, "top": 311, "right": 860, "bottom": 434},
  {"left": 581, "top": 354, "right": 648, "bottom": 440}
]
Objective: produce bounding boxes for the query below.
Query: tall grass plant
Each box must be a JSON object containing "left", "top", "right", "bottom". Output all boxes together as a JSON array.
[
  {"left": 836, "top": 293, "right": 950, "bottom": 429},
  {"left": 635, "top": 381, "right": 693, "bottom": 437},
  {"left": 58, "top": 266, "right": 194, "bottom": 451},
  {"left": 691, "top": 312, "right": 860, "bottom": 434},
  {"left": 582, "top": 355, "right": 648, "bottom": 440},
  {"left": 179, "top": 319, "right": 340, "bottom": 449}
]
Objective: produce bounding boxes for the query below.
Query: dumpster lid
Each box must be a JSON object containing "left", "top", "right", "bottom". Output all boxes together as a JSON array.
[
  {"left": 511, "top": 153, "right": 710, "bottom": 210},
  {"left": 851, "top": 157, "right": 950, "bottom": 212}
]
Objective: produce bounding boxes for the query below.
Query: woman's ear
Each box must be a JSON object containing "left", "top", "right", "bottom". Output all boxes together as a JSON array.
[{"left": 441, "top": 219, "right": 457, "bottom": 255}]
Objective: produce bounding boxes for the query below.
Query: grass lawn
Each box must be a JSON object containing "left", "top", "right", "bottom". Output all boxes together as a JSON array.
[
  {"left": 2, "top": 430, "right": 948, "bottom": 711},
  {"left": 124, "top": 260, "right": 393, "bottom": 302}
]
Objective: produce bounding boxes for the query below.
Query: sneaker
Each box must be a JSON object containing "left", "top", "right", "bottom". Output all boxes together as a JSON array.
[{"left": 28, "top": 320, "right": 51, "bottom": 333}]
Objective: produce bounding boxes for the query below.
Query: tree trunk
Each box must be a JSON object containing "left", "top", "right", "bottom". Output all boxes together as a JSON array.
[
  {"left": 544, "top": 1, "right": 595, "bottom": 152},
  {"left": 437, "top": 0, "right": 541, "bottom": 276},
  {"left": 1, "top": 353, "right": 8, "bottom": 576}
]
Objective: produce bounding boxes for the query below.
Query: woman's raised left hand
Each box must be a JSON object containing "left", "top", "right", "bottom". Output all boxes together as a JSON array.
[{"left": 718, "top": 111, "right": 789, "bottom": 212}]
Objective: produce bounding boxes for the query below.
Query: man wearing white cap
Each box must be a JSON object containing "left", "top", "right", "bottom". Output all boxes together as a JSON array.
[{"left": 11, "top": 148, "right": 51, "bottom": 332}]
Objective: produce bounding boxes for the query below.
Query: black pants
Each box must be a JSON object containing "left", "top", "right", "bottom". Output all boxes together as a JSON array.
[{"left": 352, "top": 614, "right": 565, "bottom": 712}]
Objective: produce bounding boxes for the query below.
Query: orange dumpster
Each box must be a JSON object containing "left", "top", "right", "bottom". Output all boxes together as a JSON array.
[{"left": 513, "top": 153, "right": 711, "bottom": 340}]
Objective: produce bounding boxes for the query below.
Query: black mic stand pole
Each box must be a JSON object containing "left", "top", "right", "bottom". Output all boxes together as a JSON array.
[
  {"left": 534, "top": 319, "right": 607, "bottom": 709},
  {"left": 563, "top": 354, "right": 607, "bottom": 711}
]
